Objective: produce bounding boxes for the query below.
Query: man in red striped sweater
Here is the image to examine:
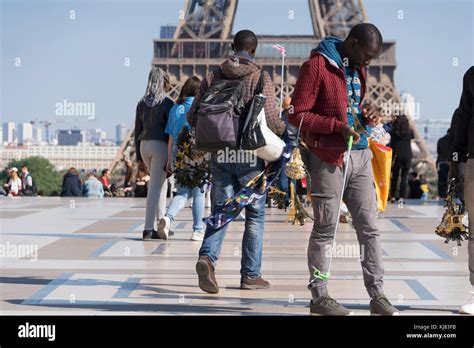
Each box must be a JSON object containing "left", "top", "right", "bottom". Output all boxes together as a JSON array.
[{"left": 289, "top": 23, "right": 399, "bottom": 316}]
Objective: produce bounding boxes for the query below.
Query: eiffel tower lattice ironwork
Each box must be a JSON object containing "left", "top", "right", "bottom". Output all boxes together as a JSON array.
[{"left": 110, "top": 0, "right": 436, "bottom": 181}]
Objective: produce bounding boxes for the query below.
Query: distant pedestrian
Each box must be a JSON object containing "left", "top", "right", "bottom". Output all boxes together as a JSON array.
[
  {"left": 408, "top": 172, "right": 423, "bottom": 199},
  {"left": 60, "top": 167, "right": 82, "bottom": 197},
  {"left": 20, "top": 165, "right": 37, "bottom": 196},
  {"left": 6, "top": 167, "right": 22, "bottom": 196},
  {"left": 99, "top": 169, "right": 112, "bottom": 197},
  {"left": 83, "top": 172, "right": 104, "bottom": 198},
  {"left": 134, "top": 167, "right": 150, "bottom": 198},
  {"left": 419, "top": 175, "right": 429, "bottom": 200},
  {"left": 389, "top": 114, "right": 414, "bottom": 204}
]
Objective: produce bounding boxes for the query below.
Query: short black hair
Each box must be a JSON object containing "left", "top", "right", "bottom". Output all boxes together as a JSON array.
[
  {"left": 233, "top": 30, "right": 258, "bottom": 52},
  {"left": 102, "top": 169, "right": 109, "bottom": 175},
  {"left": 348, "top": 23, "right": 383, "bottom": 49}
]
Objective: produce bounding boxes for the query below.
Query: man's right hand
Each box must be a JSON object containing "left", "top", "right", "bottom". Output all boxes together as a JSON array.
[
  {"left": 448, "top": 162, "right": 459, "bottom": 179},
  {"left": 340, "top": 124, "right": 361, "bottom": 144}
]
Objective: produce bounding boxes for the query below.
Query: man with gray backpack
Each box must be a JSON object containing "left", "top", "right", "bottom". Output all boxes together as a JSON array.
[{"left": 187, "top": 29, "right": 286, "bottom": 293}]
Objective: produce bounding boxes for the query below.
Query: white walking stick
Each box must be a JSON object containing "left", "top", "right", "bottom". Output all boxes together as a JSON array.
[
  {"left": 313, "top": 133, "right": 354, "bottom": 281},
  {"left": 272, "top": 44, "right": 286, "bottom": 118}
]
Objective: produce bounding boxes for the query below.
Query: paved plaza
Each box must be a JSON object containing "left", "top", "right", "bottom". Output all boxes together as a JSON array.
[{"left": 0, "top": 196, "right": 471, "bottom": 315}]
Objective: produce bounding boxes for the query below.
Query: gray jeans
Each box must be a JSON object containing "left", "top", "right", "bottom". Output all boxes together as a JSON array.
[
  {"left": 465, "top": 159, "right": 474, "bottom": 285},
  {"left": 140, "top": 140, "right": 168, "bottom": 231},
  {"left": 307, "top": 148, "right": 384, "bottom": 299}
]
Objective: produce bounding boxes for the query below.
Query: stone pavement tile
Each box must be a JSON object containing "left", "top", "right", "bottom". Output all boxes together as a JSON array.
[
  {"left": 73, "top": 219, "right": 142, "bottom": 234},
  {"left": 414, "top": 276, "right": 472, "bottom": 306},
  {"left": 381, "top": 242, "right": 447, "bottom": 259},
  {"left": 40, "top": 273, "right": 131, "bottom": 304},
  {"left": 97, "top": 240, "right": 160, "bottom": 257},
  {"left": 22, "top": 203, "right": 65, "bottom": 210},
  {"left": 37, "top": 238, "right": 113, "bottom": 259},
  {"left": 0, "top": 210, "right": 40, "bottom": 219},
  {"left": 109, "top": 209, "right": 145, "bottom": 218}
]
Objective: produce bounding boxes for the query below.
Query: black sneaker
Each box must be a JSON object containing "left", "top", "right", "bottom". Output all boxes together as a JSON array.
[
  {"left": 142, "top": 230, "right": 155, "bottom": 240},
  {"left": 309, "top": 295, "right": 353, "bottom": 316},
  {"left": 143, "top": 230, "right": 175, "bottom": 240},
  {"left": 196, "top": 256, "right": 219, "bottom": 294},
  {"left": 370, "top": 294, "right": 400, "bottom": 316}
]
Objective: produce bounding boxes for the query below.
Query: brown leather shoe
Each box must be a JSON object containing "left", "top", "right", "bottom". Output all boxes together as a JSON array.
[
  {"left": 195, "top": 256, "right": 219, "bottom": 294},
  {"left": 240, "top": 275, "right": 270, "bottom": 290}
]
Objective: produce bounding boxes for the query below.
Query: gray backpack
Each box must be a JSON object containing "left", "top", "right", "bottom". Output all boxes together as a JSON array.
[{"left": 194, "top": 70, "right": 249, "bottom": 152}]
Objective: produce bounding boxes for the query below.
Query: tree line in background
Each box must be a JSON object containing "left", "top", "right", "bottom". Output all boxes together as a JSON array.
[{"left": 2, "top": 157, "right": 65, "bottom": 196}]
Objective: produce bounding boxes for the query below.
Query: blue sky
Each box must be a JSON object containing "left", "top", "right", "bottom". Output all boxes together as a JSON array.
[{"left": 1, "top": 0, "right": 473, "bottom": 139}]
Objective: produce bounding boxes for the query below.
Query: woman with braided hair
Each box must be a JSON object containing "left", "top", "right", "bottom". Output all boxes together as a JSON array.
[{"left": 135, "top": 67, "right": 175, "bottom": 240}]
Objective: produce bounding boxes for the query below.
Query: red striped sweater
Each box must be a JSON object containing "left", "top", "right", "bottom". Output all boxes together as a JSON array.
[{"left": 289, "top": 51, "right": 366, "bottom": 167}]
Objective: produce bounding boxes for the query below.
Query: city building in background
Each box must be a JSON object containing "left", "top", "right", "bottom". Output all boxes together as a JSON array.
[
  {"left": 57, "top": 129, "right": 83, "bottom": 146},
  {"left": 160, "top": 25, "right": 176, "bottom": 39},
  {"left": 2, "top": 122, "right": 15, "bottom": 145},
  {"left": 86, "top": 128, "right": 107, "bottom": 145},
  {"left": 0, "top": 144, "right": 119, "bottom": 171},
  {"left": 17, "top": 123, "right": 33, "bottom": 144},
  {"left": 33, "top": 126, "right": 43, "bottom": 143},
  {"left": 115, "top": 124, "right": 128, "bottom": 145},
  {"left": 415, "top": 119, "right": 451, "bottom": 157}
]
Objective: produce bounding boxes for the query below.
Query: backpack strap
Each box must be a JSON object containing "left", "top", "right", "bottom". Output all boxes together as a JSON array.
[{"left": 255, "top": 70, "right": 265, "bottom": 95}]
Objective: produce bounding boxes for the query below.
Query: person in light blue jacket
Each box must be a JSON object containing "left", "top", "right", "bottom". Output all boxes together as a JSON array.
[
  {"left": 83, "top": 172, "right": 104, "bottom": 198},
  {"left": 158, "top": 76, "right": 207, "bottom": 241}
]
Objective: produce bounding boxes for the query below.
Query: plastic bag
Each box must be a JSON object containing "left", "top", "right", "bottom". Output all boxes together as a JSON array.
[{"left": 369, "top": 138, "right": 392, "bottom": 212}]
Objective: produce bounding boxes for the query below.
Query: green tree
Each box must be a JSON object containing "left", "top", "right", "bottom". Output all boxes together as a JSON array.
[{"left": 1, "top": 156, "right": 63, "bottom": 196}]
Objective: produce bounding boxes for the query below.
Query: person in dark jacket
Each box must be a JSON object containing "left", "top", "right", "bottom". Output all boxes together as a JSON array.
[
  {"left": 135, "top": 67, "right": 175, "bottom": 240},
  {"left": 20, "top": 165, "right": 37, "bottom": 196},
  {"left": 449, "top": 66, "right": 474, "bottom": 315},
  {"left": 437, "top": 129, "right": 451, "bottom": 198},
  {"left": 60, "top": 167, "right": 82, "bottom": 197},
  {"left": 408, "top": 171, "right": 423, "bottom": 199},
  {"left": 389, "top": 114, "right": 414, "bottom": 203},
  {"left": 447, "top": 108, "right": 466, "bottom": 200}
]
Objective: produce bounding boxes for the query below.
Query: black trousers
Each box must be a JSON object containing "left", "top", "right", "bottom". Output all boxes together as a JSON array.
[
  {"left": 391, "top": 156, "right": 412, "bottom": 199},
  {"left": 437, "top": 162, "right": 449, "bottom": 198}
]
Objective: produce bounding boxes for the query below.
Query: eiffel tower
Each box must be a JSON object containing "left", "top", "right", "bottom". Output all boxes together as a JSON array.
[{"left": 110, "top": 0, "right": 436, "bottom": 180}]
